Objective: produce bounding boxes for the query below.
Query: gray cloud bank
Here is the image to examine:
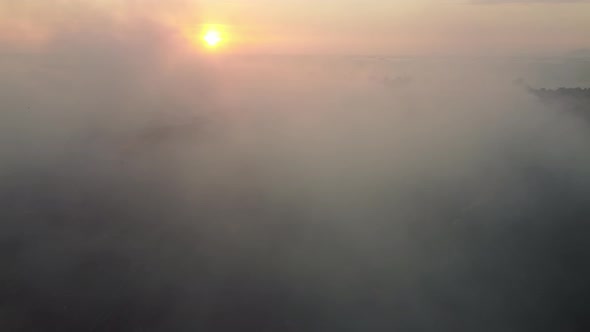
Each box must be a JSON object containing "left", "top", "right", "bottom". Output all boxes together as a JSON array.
[{"left": 1, "top": 4, "right": 590, "bottom": 331}]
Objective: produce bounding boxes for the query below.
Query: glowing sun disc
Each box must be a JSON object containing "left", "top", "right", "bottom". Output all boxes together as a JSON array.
[{"left": 203, "top": 30, "right": 222, "bottom": 47}]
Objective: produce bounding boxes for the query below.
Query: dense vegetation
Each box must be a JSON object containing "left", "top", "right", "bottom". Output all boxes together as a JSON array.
[{"left": 529, "top": 87, "right": 590, "bottom": 122}]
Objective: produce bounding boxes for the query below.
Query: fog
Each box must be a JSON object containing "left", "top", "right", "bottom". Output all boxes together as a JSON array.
[{"left": 1, "top": 9, "right": 590, "bottom": 332}]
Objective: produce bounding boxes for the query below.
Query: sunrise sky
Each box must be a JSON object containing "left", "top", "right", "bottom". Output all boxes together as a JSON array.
[{"left": 1, "top": 0, "right": 589, "bottom": 56}]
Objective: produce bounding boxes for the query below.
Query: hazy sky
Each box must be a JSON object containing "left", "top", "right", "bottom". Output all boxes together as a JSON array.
[{"left": 1, "top": 0, "right": 589, "bottom": 55}]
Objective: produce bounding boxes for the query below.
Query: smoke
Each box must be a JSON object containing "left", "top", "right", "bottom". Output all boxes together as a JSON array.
[{"left": 1, "top": 3, "right": 590, "bottom": 331}]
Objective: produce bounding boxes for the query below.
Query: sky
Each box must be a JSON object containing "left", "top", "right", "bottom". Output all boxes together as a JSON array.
[{"left": 0, "top": 0, "right": 589, "bottom": 55}]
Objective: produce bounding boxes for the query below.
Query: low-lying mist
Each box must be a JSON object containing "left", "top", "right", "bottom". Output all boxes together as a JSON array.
[{"left": 1, "top": 10, "right": 590, "bottom": 332}]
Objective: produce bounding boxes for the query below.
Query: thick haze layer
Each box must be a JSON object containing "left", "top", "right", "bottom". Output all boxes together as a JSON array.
[
  {"left": 2, "top": 0, "right": 590, "bottom": 55},
  {"left": 1, "top": 2, "right": 590, "bottom": 331}
]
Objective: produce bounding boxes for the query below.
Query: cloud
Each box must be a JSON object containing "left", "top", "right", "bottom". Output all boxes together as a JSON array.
[
  {"left": 1, "top": 1, "right": 590, "bottom": 331},
  {"left": 0, "top": 0, "right": 199, "bottom": 49}
]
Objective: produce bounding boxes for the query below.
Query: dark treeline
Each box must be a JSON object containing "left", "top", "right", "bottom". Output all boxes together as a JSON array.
[
  {"left": 529, "top": 87, "right": 590, "bottom": 122},
  {"left": 530, "top": 87, "right": 590, "bottom": 100}
]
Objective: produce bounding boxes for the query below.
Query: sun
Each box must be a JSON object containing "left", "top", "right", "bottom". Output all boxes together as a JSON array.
[{"left": 203, "top": 29, "right": 223, "bottom": 48}]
